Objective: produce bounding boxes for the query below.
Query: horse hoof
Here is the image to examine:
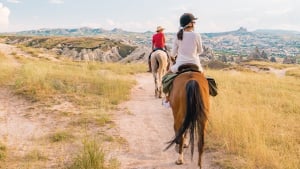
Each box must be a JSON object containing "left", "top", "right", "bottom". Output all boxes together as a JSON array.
[{"left": 175, "top": 159, "right": 184, "bottom": 165}]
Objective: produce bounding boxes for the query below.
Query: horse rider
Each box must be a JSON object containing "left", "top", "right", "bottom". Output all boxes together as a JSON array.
[
  {"left": 148, "top": 26, "right": 169, "bottom": 72},
  {"left": 162, "top": 13, "right": 205, "bottom": 107},
  {"left": 169, "top": 13, "right": 204, "bottom": 73}
]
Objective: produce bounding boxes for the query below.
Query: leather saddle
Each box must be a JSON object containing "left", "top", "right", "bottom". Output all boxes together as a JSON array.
[{"left": 177, "top": 63, "right": 200, "bottom": 73}]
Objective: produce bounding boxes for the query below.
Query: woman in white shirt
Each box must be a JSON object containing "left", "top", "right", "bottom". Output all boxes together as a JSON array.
[{"left": 170, "top": 13, "right": 204, "bottom": 73}]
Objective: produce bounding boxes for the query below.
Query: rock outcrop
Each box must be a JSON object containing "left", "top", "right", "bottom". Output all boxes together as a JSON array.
[{"left": 2, "top": 36, "right": 150, "bottom": 63}]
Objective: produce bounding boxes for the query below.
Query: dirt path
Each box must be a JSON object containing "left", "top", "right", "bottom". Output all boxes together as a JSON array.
[{"left": 111, "top": 73, "right": 219, "bottom": 169}]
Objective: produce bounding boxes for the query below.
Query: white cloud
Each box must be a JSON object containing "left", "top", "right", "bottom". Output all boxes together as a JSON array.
[
  {"left": 265, "top": 8, "right": 292, "bottom": 16},
  {"left": 7, "top": 0, "right": 21, "bottom": 3},
  {"left": 79, "top": 18, "right": 175, "bottom": 33},
  {"left": 0, "top": 3, "right": 10, "bottom": 27},
  {"left": 49, "top": 0, "right": 64, "bottom": 4}
]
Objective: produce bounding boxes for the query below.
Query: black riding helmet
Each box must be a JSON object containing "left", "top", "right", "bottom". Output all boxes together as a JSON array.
[{"left": 180, "top": 13, "right": 197, "bottom": 27}]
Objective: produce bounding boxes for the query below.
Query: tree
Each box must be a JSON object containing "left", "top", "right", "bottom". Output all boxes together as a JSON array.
[
  {"left": 261, "top": 50, "right": 268, "bottom": 60},
  {"left": 220, "top": 55, "right": 227, "bottom": 63},
  {"left": 270, "top": 56, "right": 276, "bottom": 62}
]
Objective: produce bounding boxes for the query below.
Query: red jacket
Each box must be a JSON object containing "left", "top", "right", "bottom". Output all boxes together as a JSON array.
[{"left": 152, "top": 32, "right": 165, "bottom": 49}]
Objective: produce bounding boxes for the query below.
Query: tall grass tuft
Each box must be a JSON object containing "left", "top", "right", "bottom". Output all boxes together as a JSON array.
[
  {"left": 206, "top": 68, "right": 300, "bottom": 169},
  {"left": 0, "top": 142, "right": 6, "bottom": 161},
  {"left": 69, "top": 139, "right": 119, "bottom": 169},
  {"left": 49, "top": 131, "right": 74, "bottom": 143},
  {"left": 0, "top": 52, "right": 16, "bottom": 85}
]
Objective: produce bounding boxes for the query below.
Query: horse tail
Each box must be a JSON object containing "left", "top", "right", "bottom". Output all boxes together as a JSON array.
[
  {"left": 154, "top": 54, "right": 160, "bottom": 69},
  {"left": 165, "top": 80, "right": 207, "bottom": 159},
  {"left": 186, "top": 80, "right": 207, "bottom": 159}
]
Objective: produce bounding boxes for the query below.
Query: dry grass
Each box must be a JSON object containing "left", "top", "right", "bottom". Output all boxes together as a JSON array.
[
  {"left": 0, "top": 52, "right": 146, "bottom": 169},
  {"left": 242, "top": 60, "right": 294, "bottom": 69},
  {"left": 206, "top": 67, "right": 300, "bottom": 169},
  {"left": 49, "top": 131, "right": 74, "bottom": 143},
  {"left": 286, "top": 67, "right": 300, "bottom": 78},
  {"left": 0, "top": 142, "right": 6, "bottom": 161},
  {"left": 0, "top": 52, "right": 16, "bottom": 85},
  {"left": 13, "top": 60, "right": 145, "bottom": 107},
  {"left": 68, "top": 139, "right": 120, "bottom": 169}
]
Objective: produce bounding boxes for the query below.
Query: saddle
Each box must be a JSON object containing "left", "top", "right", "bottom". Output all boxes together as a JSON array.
[
  {"left": 162, "top": 63, "right": 218, "bottom": 96},
  {"left": 178, "top": 63, "right": 200, "bottom": 73}
]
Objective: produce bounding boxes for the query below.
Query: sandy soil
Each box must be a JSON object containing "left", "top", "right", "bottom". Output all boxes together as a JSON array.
[{"left": 110, "top": 73, "right": 220, "bottom": 169}]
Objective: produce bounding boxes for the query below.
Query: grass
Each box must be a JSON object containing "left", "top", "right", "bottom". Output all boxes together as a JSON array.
[
  {"left": 5, "top": 57, "right": 144, "bottom": 167},
  {"left": 242, "top": 60, "right": 294, "bottom": 69},
  {"left": 18, "top": 45, "right": 41, "bottom": 58},
  {"left": 23, "top": 149, "right": 47, "bottom": 161},
  {"left": 0, "top": 52, "right": 17, "bottom": 85},
  {"left": 4, "top": 36, "right": 137, "bottom": 56},
  {"left": 0, "top": 52, "right": 146, "bottom": 168},
  {"left": 0, "top": 142, "right": 6, "bottom": 161},
  {"left": 49, "top": 131, "right": 74, "bottom": 142},
  {"left": 206, "top": 67, "right": 300, "bottom": 169},
  {"left": 286, "top": 67, "right": 300, "bottom": 78},
  {"left": 69, "top": 139, "right": 120, "bottom": 169},
  {"left": 13, "top": 60, "right": 145, "bottom": 107}
]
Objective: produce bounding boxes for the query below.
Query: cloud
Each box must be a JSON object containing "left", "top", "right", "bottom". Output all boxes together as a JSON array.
[
  {"left": 7, "top": 0, "right": 21, "bottom": 3},
  {"left": 265, "top": 8, "right": 292, "bottom": 16},
  {"left": 0, "top": 3, "right": 10, "bottom": 26},
  {"left": 49, "top": 0, "right": 64, "bottom": 4}
]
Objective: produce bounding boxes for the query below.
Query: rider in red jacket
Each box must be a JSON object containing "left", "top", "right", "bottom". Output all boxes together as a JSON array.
[{"left": 148, "top": 26, "right": 168, "bottom": 72}]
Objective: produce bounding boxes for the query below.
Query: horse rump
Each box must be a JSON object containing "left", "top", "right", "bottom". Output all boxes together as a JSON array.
[{"left": 165, "top": 79, "right": 207, "bottom": 159}]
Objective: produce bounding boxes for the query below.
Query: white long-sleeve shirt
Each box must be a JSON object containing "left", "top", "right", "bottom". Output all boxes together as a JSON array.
[{"left": 170, "top": 31, "right": 204, "bottom": 73}]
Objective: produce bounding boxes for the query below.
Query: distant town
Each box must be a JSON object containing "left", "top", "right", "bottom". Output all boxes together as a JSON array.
[{"left": 1, "top": 27, "right": 300, "bottom": 64}]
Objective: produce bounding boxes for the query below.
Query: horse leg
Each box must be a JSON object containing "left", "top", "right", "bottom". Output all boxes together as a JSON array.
[
  {"left": 175, "top": 135, "right": 184, "bottom": 165},
  {"left": 153, "top": 73, "right": 158, "bottom": 98},
  {"left": 183, "top": 131, "right": 189, "bottom": 148},
  {"left": 158, "top": 90, "right": 162, "bottom": 98},
  {"left": 198, "top": 145, "right": 203, "bottom": 168},
  {"left": 173, "top": 122, "right": 185, "bottom": 165},
  {"left": 157, "top": 68, "right": 163, "bottom": 98},
  {"left": 197, "top": 128, "right": 205, "bottom": 168}
]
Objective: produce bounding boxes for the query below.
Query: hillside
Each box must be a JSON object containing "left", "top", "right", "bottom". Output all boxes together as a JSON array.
[
  {"left": 0, "top": 35, "right": 150, "bottom": 63},
  {"left": 1, "top": 27, "right": 300, "bottom": 65},
  {"left": 201, "top": 27, "right": 300, "bottom": 58}
]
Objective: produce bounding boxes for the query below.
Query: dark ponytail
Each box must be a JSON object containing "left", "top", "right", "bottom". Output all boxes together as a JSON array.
[{"left": 177, "top": 29, "right": 184, "bottom": 40}]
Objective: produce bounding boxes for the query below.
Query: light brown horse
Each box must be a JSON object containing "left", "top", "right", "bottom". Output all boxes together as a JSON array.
[
  {"left": 165, "top": 71, "right": 210, "bottom": 168},
  {"left": 150, "top": 50, "right": 169, "bottom": 98}
]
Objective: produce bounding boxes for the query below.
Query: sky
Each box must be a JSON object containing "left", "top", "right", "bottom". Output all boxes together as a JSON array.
[{"left": 0, "top": 0, "right": 299, "bottom": 33}]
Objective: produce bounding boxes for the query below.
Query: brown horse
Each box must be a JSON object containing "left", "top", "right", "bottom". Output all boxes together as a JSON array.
[
  {"left": 165, "top": 71, "right": 210, "bottom": 168},
  {"left": 150, "top": 50, "right": 169, "bottom": 98}
]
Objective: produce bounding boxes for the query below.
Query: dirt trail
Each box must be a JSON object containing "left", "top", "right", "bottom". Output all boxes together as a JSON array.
[{"left": 111, "top": 73, "right": 219, "bottom": 169}]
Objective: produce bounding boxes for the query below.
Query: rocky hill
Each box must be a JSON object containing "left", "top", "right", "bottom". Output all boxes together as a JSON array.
[
  {"left": 0, "top": 35, "right": 149, "bottom": 63},
  {"left": 1, "top": 27, "right": 299, "bottom": 64}
]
